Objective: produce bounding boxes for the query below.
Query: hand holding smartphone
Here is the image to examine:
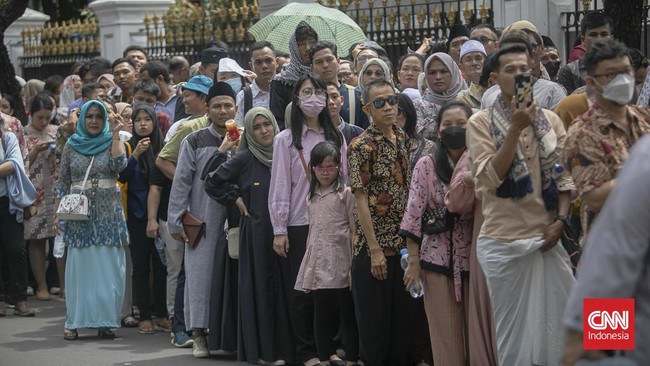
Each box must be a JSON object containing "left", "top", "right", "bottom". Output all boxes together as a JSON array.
[{"left": 514, "top": 73, "right": 533, "bottom": 109}]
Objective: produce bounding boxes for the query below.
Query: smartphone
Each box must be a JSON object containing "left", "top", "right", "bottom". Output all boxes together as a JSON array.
[{"left": 514, "top": 73, "right": 533, "bottom": 109}]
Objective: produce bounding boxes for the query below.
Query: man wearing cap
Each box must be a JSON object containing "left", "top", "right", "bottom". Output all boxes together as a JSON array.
[
  {"left": 156, "top": 75, "right": 213, "bottom": 180},
  {"left": 167, "top": 81, "right": 238, "bottom": 358},
  {"left": 447, "top": 24, "right": 470, "bottom": 65},
  {"left": 234, "top": 41, "right": 277, "bottom": 126},
  {"left": 457, "top": 40, "right": 487, "bottom": 108},
  {"left": 270, "top": 21, "right": 318, "bottom": 130},
  {"left": 164, "top": 75, "right": 213, "bottom": 143},
  {"left": 502, "top": 20, "right": 551, "bottom": 81},
  {"left": 173, "top": 44, "right": 229, "bottom": 122}
]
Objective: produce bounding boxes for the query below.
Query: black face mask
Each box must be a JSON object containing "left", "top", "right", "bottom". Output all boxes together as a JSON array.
[
  {"left": 440, "top": 126, "right": 466, "bottom": 150},
  {"left": 543, "top": 61, "right": 561, "bottom": 78}
]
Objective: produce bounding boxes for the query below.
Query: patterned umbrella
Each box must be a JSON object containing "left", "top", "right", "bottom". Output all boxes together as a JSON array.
[{"left": 248, "top": 2, "right": 367, "bottom": 57}]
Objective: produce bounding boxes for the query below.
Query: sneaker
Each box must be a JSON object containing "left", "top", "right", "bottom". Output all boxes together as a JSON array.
[
  {"left": 26, "top": 286, "right": 34, "bottom": 296},
  {"left": 192, "top": 335, "right": 209, "bottom": 358},
  {"left": 171, "top": 331, "right": 194, "bottom": 348},
  {"left": 50, "top": 287, "right": 60, "bottom": 295}
]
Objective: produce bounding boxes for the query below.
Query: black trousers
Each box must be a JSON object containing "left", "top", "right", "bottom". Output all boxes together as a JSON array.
[
  {"left": 0, "top": 197, "right": 28, "bottom": 303},
  {"left": 127, "top": 216, "right": 167, "bottom": 320},
  {"left": 279, "top": 225, "right": 317, "bottom": 363},
  {"left": 351, "top": 247, "right": 415, "bottom": 366},
  {"left": 313, "top": 288, "right": 359, "bottom": 361}
]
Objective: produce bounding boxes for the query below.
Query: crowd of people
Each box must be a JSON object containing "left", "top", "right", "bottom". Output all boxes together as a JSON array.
[{"left": 0, "top": 11, "right": 649, "bottom": 366}]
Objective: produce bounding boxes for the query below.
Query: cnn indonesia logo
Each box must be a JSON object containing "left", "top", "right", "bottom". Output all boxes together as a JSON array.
[{"left": 583, "top": 298, "right": 635, "bottom": 350}]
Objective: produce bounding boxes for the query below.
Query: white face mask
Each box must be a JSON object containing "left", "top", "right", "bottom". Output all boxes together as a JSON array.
[{"left": 594, "top": 73, "right": 635, "bottom": 105}]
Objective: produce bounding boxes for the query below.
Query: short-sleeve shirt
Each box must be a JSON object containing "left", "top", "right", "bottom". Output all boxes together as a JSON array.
[
  {"left": 348, "top": 123, "right": 411, "bottom": 255},
  {"left": 564, "top": 103, "right": 650, "bottom": 235},
  {"left": 157, "top": 115, "right": 210, "bottom": 164}
]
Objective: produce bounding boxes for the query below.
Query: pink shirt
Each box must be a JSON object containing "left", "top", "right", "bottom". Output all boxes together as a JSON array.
[
  {"left": 269, "top": 124, "right": 347, "bottom": 235},
  {"left": 295, "top": 185, "right": 355, "bottom": 291}
]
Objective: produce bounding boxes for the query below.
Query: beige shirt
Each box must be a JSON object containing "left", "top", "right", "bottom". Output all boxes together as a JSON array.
[{"left": 467, "top": 107, "right": 575, "bottom": 241}]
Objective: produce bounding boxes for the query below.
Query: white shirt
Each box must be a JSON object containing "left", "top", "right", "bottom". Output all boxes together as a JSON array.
[{"left": 234, "top": 80, "right": 271, "bottom": 126}]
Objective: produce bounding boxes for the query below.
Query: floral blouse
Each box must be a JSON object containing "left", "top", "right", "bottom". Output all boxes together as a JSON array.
[
  {"left": 413, "top": 97, "right": 441, "bottom": 142},
  {"left": 348, "top": 123, "right": 411, "bottom": 255},
  {"left": 399, "top": 151, "right": 473, "bottom": 302}
]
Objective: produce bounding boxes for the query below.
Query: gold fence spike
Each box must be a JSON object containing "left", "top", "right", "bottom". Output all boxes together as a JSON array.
[
  {"left": 354, "top": 0, "right": 361, "bottom": 10},
  {"left": 480, "top": 0, "right": 488, "bottom": 22},
  {"left": 418, "top": 7, "right": 426, "bottom": 28},
  {"left": 388, "top": 10, "right": 396, "bottom": 31},
  {"left": 340, "top": 0, "right": 349, "bottom": 10},
  {"left": 368, "top": 0, "right": 374, "bottom": 9},
  {"left": 582, "top": 0, "right": 592, "bottom": 10},
  {"left": 401, "top": 9, "right": 410, "bottom": 29},
  {"left": 373, "top": 10, "right": 382, "bottom": 31},
  {"left": 360, "top": 12, "right": 368, "bottom": 32},
  {"left": 432, "top": 5, "right": 440, "bottom": 26},
  {"left": 236, "top": 21, "right": 245, "bottom": 41},
  {"left": 464, "top": 2, "right": 472, "bottom": 24},
  {"left": 446, "top": 4, "right": 456, "bottom": 25},
  {"left": 225, "top": 23, "right": 234, "bottom": 42},
  {"left": 229, "top": 1, "right": 238, "bottom": 22}
]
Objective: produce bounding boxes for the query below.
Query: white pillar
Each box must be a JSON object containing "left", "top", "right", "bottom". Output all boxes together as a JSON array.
[
  {"left": 89, "top": 0, "right": 173, "bottom": 62},
  {"left": 4, "top": 8, "right": 50, "bottom": 77}
]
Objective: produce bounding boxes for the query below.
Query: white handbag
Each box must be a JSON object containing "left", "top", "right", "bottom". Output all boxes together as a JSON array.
[
  {"left": 56, "top": 155, "right": 94, "bottom": 221},
  {"left": 227, "top": 227, "right": 239, "bottom": 259}
]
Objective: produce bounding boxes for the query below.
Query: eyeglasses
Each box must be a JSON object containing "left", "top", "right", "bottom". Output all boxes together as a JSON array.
[
  {"left": 591, "top": 68, "right": 634, "bottom": 83},
  {"left": 357, "top": 55, "right": 374, "bottom": 64},
  {"left": 338, "top": 72, "right": 353, "bottom": 80},
  {"left": 364, "top": 69, "right": 385, "bottom": 77},
  {"left": 299, "top": 88, "right": 327, "bottom": 98},
  {"left": 312, "top": 165, "right": 339, "bottom": 174},
  {"left": 369, "top": 95, "right": 399, "bottom": 109},
  {"left": 470, "top": 36, "right": 496, "bottom": 45}
]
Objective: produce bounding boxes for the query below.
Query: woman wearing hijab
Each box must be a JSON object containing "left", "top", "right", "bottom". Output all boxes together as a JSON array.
[
  {"left": 269, "top": 21, "right": 319, "bottom": 130},
  {"left": 118, "top": 104, "right": 169, "bottom": 334},
  {"left": 413, "top": 52, "right": 468, "bottom": 141},
  {"left": 97, "top": 74, "right": 117, "bottom": 94},
  {"left": 55, "top": 100, "right": 128, "bottom": 340},
  {"left": 23, "top": 79, "right": 45, "bottom": 107},
  {"left": 205, "top": 107, "right": 292, "bottom": 365}
]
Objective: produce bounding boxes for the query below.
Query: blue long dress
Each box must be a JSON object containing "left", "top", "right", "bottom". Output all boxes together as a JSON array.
[{"left": 55, "top": 144, "right": 128, "bottom": 329}]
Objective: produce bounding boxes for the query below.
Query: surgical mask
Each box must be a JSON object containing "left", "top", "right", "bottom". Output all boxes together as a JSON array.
[
  {"left": 299, "top": 94, "right": 326, "bottom": 118},
  {"left": 440, "top": 126, "right": 466, "bottom": 150},
  {"left": 593, "top": 73, "right": 635, "bottom": 105},
  {"left": 543, "top": 61, "right": 561, "bottom": 78},
  {"left": 225, "top": 78, "right": 242, "bottom": 93}
]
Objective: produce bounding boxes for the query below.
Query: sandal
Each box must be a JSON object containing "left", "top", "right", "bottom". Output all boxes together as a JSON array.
[
  {"left": 13, "top": 301, "right": 35, "bottom": 317},
  {"left": 138, "top": 320, "right": 156, "bottom": 335},
  {"left": 64, "top": 328, "right": 78, "bottom": 340},
  {"left": 98, "top": 328, "right": 116, "bottom": 339},
  {"left": 154, "top": 317, "right": 172, "bottom": 332},
  {"left": 121, "top": 316, "right": 139, "bottom": 327}
]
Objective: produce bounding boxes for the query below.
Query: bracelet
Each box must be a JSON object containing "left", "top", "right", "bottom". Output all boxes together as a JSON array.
[{"left": 554, "top": 215, "right": 570, "bottom": 226}]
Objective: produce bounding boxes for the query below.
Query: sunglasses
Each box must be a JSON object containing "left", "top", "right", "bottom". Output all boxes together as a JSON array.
[
  {"left": 312, "top": 165, "right": 339, "bottom": 174},
  {"left": 364, "top": 70, "right": 385, "bottom": 77},
  {"left": 370, "top": 95, "right": 399, "bottom": 109}
]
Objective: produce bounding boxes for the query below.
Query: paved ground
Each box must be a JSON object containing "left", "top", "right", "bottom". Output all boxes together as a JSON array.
[{"left": 0, "top": 296, "right": 240, "bottom": 366}]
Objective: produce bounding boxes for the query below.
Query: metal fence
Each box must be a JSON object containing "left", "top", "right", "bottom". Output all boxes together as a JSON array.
[
  {"left": 20, "top": 18, "right": 101, "bottom": 80},
  {"left": 323, "top": 0, "right": 494, "bottom": 66},
  {"left": 143, "top": 0, "right": 259, "bottom": 68}
]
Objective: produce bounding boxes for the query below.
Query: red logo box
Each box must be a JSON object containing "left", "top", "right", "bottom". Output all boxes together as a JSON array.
[{"left": 583, "top": 298, "right": 635, "bottom": 350}]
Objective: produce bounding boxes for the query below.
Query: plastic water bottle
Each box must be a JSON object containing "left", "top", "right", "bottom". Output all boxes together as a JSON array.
[
  {"left": 53, "top": 221, "right": 65, "bottom": 258},
  {"left": 551, "top": 163, "right": 565, "bottom": 180},
  {"left": 400, "top": 248, "right": 424, "bottom": 298},
  {"left": 155, "top": 236, "right": 167, "bottom": 266}
]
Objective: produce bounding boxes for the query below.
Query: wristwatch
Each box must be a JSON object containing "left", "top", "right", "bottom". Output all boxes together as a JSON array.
[{"left": 554, "top": 215, "right": 570, "bottom": 226}]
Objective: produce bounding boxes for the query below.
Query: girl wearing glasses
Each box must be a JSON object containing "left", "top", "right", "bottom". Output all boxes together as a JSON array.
[
  {"left": 269, "top": 73, "right": 346, "bottom": 366},
  {"left": 295, "top": 141, "right": 358, "bottom": 366}
]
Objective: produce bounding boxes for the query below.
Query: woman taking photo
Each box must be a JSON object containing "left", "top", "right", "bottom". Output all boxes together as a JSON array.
[
  {"left": 24, "top": 94, "right": 59, "bottom": 301},
  {"left": 205, "top": 107, "right": 292, "bottom": 365},
  {"left": 118, "top": 104, "right": 169, "bottom": 334},
  {"left": 55, "top": 99, "right": 129, "bottom": 340},
  {"left": 269, "top": 74, "right": 345, "bottom": 366},
  {"left": 413, "top": 53, "right": 467, "bottom": 141},
  {"left": 399, "top": 102, "right": 474, "bottom": 365}
]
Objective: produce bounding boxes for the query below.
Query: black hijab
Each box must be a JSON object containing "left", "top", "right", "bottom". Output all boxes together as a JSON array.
[{"left": 129, "top": 104, "right": 163, "bottom": 180}]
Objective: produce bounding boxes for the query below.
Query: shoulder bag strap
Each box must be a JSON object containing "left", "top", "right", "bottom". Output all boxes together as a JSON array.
[
  {"left": 79, "top": 155, "right": 95, "bottom": 193},
  {"left": 244, "top": 86, "right": 253, "bottom": 116},
  {"left": 347, "top": 87, "right": 356, "bottom": 126},
  {"left": 298, "top": 149, "right": 312, "bottom": 184}
]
